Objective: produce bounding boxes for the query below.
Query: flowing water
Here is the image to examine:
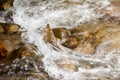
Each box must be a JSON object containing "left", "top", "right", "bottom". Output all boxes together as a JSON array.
[{"left": 10, "top": 0, "right": 120, "bottom": 80}]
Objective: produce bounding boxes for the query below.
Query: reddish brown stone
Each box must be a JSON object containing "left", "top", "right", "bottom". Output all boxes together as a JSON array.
[{"left": 0, "top": 43, "right": 7, "bottom": 60}]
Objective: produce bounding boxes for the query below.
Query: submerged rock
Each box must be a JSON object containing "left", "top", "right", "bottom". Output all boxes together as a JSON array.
[
  {"left": 55, "top": 58, "right": 78, "bottom": 72},
  {"left": 0, "top": 55, "right": 51, "bottom": 80}
]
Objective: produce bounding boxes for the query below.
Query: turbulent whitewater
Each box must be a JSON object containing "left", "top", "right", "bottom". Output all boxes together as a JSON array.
[{"left": 12, "top": 0, "right": 120, "bottom": 80}]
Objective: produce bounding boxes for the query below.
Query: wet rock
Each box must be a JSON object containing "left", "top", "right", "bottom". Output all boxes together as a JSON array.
[
  {"left": 55, "top": 58, "right": 78, "bottom": 72},
  {"left": 3, "top": 40, "right": 14, "bottom": 53},
  {"left": 75, "top": 42, "right": 95, "bottom": 54},
  {"left": 0, "top": 23, "right": 20, "bottom": 34},
  {"left": 8, "top": 44, "right": 36, "bottom": 60},
  {"left": 0, "top": 54, "right": 51, "bottom": 79},
  {"left": 10, "top": 34, "right": 22, "bottom": 45},
  {"left": 43, "top": 23, "right": 105, "bottom": 54},
  {"left": 73, "top": 23, "right": 106, "bottom": 54},
  {"left": 69, "top": 27, "right": 81, "bottom": 35},
  {"left": 0, "top": 23, "right": 22, "bottom": 61},
  {"left": 0, "top": 24, "right": 4, "bottom": 33},
  {"left": 0, "top": 0, "right": 13, "bottom": 10},
  {"left": 0, "top": 22, "right": 52, "bottom": 79},
  {"left": 62, "top": 36, "right": 79, "bottom": 49},
  {"left": 0, "top": 43, "right": 7, "bottom": 60},
  {"left": 4, "top": 23, "right": 20, "bottom": 34},
  {"left": 43, "top": 24, "right": 53, "bottom": 43},
  {"left": 52, "top": 27, "right": 69, "bottom": 40},
  {"left": 44, "top": 19, "right": 120, "bottom": 54}
]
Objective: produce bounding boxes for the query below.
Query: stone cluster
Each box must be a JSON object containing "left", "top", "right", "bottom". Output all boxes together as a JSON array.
[{"left": 44, "top": 19, "right": 120, "bottom": 54}]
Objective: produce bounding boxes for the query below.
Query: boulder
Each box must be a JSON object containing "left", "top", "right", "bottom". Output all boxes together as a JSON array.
[
  {"left": 0, "top": 0, "right": 13, "bottom": 10},
  {"left": 44, "top": 19, "right": 120, "bottom": 54}
]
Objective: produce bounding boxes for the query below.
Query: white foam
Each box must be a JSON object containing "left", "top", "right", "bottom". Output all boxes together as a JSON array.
[{"left": 13, "top": 0, "right": 120, "bottom": 80}]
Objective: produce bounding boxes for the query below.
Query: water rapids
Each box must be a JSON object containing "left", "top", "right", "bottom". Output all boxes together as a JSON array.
[{"left": 11, "top": 0, "right": 120, "bottom": 80}]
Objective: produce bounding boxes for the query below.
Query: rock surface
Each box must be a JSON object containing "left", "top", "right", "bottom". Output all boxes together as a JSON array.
[
  {"left": 0, "top": 23, "right": 53, "bottom": 80},
  {"left": 55, "top": 58, "right": 78, "bottom": 72},
  {"left": 0, "top": 0, "right": 13, "bottom": 10},
  {"left": 43, "top": 19, "right": 120, "bottom": 54}
]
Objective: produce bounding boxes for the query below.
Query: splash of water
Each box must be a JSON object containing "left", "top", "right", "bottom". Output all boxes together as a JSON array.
[{"left": 13, "top": 0, "right": 120, "bottom": 80}]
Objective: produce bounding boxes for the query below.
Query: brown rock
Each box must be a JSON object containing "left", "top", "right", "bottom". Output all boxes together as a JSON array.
[
  {"left": 0, "top": 27, "right": 4, "bottom": 33},
  {"left": 108, "top": 37, "right": 120, "bottom": 52},
  {"left": 8, "top": 44, "right": 36, "bottom": 60},
  {"left": 55, "top": 58, "right": 78, "bottom": 72},
  {"left": 52, "top": 28, "right": 69, "bottom": 40},
  {"left": 5, "top": 24, "right": 20, "bottom": 33},
  {"left": 43, "top": 20, "right": 120, "bottom": 54},
  {"left": 62, "top": 36, "right": 79, "bottom": 49},
  {"left": 0, "top": 24, "right": 4, "bottom": 33},
  {"left": 10, "top": 34, "right": 22, "bottom": 45},
  {"left": 0, "top": 23, "right": 20, "bottom": 34},
  {"left": 75, "top": 42, "right": 95, "bottom": 54},
  {"left": 0, "top": 43, "right": 7, "bottom": 59},
  {"left": 3, "top": 40, "right": 14, "bottom": 53},
  {"left": 0, "top": 0, "right": 13, "bottom": 10},
  {"left": 69, "top": 27, "right": 81, "bottom": 34},
  {"left": 43, "top": 24, "right": 53, "bottom": 43}
]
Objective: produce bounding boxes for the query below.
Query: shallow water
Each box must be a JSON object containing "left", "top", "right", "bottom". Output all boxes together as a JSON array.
[{"left": 11, "top": 0, "right": 120, "bottom": 80}]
